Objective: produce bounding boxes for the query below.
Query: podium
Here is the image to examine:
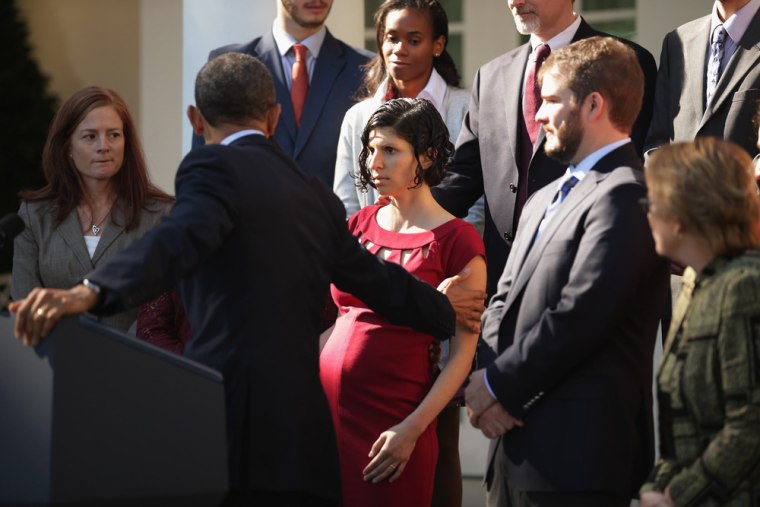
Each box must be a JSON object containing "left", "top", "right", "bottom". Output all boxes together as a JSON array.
[{"left": 0, "top": 313, "right": 228, "bottom": 505}]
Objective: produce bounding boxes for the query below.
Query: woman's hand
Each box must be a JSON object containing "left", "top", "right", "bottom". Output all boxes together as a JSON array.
[{"left": 362, "top": 420, "right": 423, "bottom": 484}]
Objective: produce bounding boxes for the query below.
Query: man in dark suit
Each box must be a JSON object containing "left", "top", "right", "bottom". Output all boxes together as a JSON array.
[
  {"left": 646, "top": 0, "right": 760, "bottom": 157},
  {"left": 11, "top": 53, "right": 484, "bottom": 506},
  {"left": 464, "top": 37, "right": 669, "bottom": 506},
  {"left": 432, "top": 0, "right": 657, "bottom": 296},
  {"left": 192, "top": 0, "right": 372, "bottom": 186}
]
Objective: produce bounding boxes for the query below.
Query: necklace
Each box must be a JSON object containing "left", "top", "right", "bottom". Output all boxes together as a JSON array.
[{"left": 78, "top": 203, "right": 113, "bottom": 236}]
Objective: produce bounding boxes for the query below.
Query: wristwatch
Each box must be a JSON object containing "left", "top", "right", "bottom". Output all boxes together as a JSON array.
[{"left": 82, "top": 278, "right": 106, "bottom": 309}]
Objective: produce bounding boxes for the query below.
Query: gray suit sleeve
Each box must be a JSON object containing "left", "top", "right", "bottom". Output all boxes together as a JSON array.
[{"left": 11, "top": 201, "right": 42, "bottom": 301}]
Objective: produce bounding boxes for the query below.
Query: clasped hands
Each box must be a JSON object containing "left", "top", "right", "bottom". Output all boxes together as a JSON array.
[{"left": 465, "top": 369, "right": 523, "bottom": 439}]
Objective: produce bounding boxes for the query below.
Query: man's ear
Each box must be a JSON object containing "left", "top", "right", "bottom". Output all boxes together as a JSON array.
[
  {"left": 264, "top": 103, "right": 282, "bottom": 138},
  {"left": 584, "top": 91, "right": 605, "bottom": 122},
  {"left": 187, "top": 105, "right": 206, "bottom": 136}
]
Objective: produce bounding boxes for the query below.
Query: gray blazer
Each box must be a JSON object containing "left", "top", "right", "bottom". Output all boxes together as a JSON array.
[
  {"left": 12, "top": 199, "right": 171, "bottom": 331},
  {"left": 645, "top": 8, "right": 760, "bottom": 156}
]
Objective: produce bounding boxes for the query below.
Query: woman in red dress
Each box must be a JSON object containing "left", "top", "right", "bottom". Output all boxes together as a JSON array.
[{"left": 320, "top": 98, "right": 486, "bottom": 507}]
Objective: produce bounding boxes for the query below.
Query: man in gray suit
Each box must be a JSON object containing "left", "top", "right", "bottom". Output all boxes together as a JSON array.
[{"left": 646, "top": 0, "right": 760, "bottom": 157}]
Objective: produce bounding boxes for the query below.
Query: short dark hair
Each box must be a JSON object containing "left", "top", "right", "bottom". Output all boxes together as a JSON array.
[
  {"left": 539, "top": 36, "right": 643, "bottom": 133},
  {"left": 358, "top": 98, "right": 453, "bottom": 190},
  {"left": 21, "top": 86, "right": 172, "bottom": 229},
  {"left": 195, "top": 53, "right": 275, "bottom": 126},
  {"left": 361, "top": 0, "right": 460, "bottom": 98}
]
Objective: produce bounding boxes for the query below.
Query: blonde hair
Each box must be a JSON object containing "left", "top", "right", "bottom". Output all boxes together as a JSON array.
[{"left": 645, "top": 137, "right": 760, "bottom": 257}]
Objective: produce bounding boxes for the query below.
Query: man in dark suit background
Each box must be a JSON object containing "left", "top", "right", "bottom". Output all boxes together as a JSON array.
[
  {"left": 464, "top": 37, "right": 669, "bottom": 506},
  {"left": 645, "top": 0, "right": 760, "bottom": 158},
  {"left": 431, "top": 0, "right": 657, "bottom": 296},
  {"left": 11, "top": 53, "right": 485, "bottom": 506},
  {"left": 192, "top": 0, "right": 372, "bottom": 186}
]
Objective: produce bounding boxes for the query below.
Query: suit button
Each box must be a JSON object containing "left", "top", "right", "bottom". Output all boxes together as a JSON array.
[
  {"left": 504, "top": 232, "right": 514, "bottom": 242},
  {"left": 509, "top": 183, "right": 517, "bottom": 193}
]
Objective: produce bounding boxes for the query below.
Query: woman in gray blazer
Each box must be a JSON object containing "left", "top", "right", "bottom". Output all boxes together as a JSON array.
[{"left": 12, "top": 86, "right": 173, "bottom": 332}]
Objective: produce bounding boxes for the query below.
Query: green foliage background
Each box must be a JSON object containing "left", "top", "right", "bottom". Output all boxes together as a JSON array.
[{"left": 0, "top": 0, "right": 57, "bottom": 273}]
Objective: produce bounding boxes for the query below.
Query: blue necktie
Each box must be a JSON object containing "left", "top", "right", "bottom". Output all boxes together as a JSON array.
[
  {"left": 706, "top": 25, "right": 727, "bottom": 107},
  {"left": 535, "top": 175, "right": 580, "bottom": 240}
]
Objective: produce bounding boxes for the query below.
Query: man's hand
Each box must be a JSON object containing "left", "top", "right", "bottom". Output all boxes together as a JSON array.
[
  {"left": 465, "top": 368, "right": 497, "bottom": 420},
  {"left": 9, "top": 284, "right": 99, "bottom": 347},
  {"left": 472, "top": 402, "right": 523, "bottom": 439},
  {"left": 437, "top": 267, "right": 486, "bottom": 334}
]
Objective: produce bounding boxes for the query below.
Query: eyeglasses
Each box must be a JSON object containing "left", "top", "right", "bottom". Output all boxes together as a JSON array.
[{"left": 638, "top": 197, "right": 651, "bottom": 214}]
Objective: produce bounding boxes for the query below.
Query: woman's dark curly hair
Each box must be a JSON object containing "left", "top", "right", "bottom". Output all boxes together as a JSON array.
[{"left": 357, "top": 98, "right": 454, "bottom": 191}]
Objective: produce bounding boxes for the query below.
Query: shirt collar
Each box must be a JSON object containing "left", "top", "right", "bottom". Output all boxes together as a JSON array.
[
  {"left": 373, "top": 68, "right": 448, "bottom": 110},
  {"left": 530, "top": 14, "right": 581, "bottom": 54},
  {"left": 710, "top": 0, "right": 760, "bottom": 44},
  {"left": 272, "top": 22, "right": 327, "bottom": 59},
  {"left": 220, "top": 129, "right": 265, "bottom": 146},
  {"left": 565, "top": 137, "right": 631, "bottom": 181}
]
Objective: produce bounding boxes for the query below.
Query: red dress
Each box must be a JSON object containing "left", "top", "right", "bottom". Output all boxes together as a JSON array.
[{"left": 320, "top": 205, "right": 485, "bottom": 507}]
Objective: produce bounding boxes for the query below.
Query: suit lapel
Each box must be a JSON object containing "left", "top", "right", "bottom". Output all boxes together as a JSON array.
[
  {"left": 681, "top": 17, "right": 711, "bottom": 124},
  {"left": 504, "top": 45, "right": 530, "bottom": 171},
  {"left": 91, "top": 211, "right": 126, "bottom": 265},
  {"left": 258, "top": 31, "right": 298, "bottom": 145},
  {"left": 700, "top": 9, "right": 760, "bottom": 130},
  {"left": 505, "top": 175, "right": 596, "bottom": 310},
  {"left": 57, "top": 211, "right": 94, "bottom": 271},
  {"left": 294, "top": 29, "right": 345, "bottom": 158}
]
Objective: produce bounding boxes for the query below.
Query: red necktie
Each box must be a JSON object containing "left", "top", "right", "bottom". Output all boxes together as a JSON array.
[
  {"left": 522, "top": 43, "right": 551, "bottom": 145},
  {"left": 291, "top": 43, "right": 309, "bottom": 128},
  {"left": 515, "top": 43, "right": 551, "bottom": 227}
]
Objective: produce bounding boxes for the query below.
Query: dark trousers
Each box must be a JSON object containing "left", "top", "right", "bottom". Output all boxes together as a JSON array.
[
  {"left": 486, "top": 439, "right": 630, "bottom": 507},
  {"left": 222, "top": 490, "right": 337, "bottom": 507}
]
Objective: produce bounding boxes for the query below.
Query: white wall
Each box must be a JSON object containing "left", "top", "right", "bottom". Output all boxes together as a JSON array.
[{"left": 637, "top": 0, "right": 714, "bottom": 61}]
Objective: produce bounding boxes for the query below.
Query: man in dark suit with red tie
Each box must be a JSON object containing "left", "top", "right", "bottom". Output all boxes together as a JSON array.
[
  {"left": 11, "top": 53, "right": 484, "bottom": 507},
  {"left": 432, "top": 0, "right": 657, "bottom": 296},
  {"left": 193, "top": 0, "right": 372, "bottom": 187},
  {"left": 464, "top": 37, "right": 669, "bottom": 507}
]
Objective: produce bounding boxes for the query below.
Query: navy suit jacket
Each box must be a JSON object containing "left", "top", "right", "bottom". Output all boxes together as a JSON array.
[
  {"left": 481, "top": 143, "right": 669, "bottom": 495},
  {"left": 87, "top": 134, "right": 454, "bottom": 499},
  {"left": 194, "top": 29, "right": 372, "bottom": 186},
  {"left": 432, "top": 19, "right": 657, "bottom": 295}
]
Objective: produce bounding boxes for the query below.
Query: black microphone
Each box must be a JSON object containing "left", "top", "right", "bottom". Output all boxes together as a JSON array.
[{"left": 0, "top": 213, "right": 24, "bottom": 249}]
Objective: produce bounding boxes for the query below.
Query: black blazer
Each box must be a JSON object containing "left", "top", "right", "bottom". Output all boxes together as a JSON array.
[
  {"left": 195, "top": 29, "right": 372, "bottom": 186},
  {"left": 87, "top": 134, "right": 454, "bottom": 500},
  {"left": 481, "top": 143, "right": 669, "bottom": 495},
  {"left": 432, "top": 18, "right": 657, "bottom": 295}
]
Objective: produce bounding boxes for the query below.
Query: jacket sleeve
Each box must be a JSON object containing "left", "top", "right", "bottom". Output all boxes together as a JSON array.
[
  {"left": 11, "top": 201, "right": 42, "bottom": 300},
  {"left": 432, "top": 71, "right": 485, "bottom": 219},
  {"left": 333, "top": 104, "right": 363, "bottom": 219},
  {"left": 644, "top": 33, "right": 675, "bottom": 155}
]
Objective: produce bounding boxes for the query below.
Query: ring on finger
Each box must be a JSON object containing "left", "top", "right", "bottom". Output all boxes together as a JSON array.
[
  {"left": 36, "top": 308, "right": 46, "bottom": 317},
  {"left": 388, "top": 464, "right": 397, "bottom": 470}
]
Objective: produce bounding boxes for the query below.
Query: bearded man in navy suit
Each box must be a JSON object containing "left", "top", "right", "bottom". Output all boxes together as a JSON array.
[{"left": 465, "top": 37, "right": 669, "bottom": 507}]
